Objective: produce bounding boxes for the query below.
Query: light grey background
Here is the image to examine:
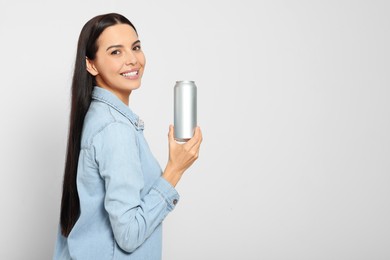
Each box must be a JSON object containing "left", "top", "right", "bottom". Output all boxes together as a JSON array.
[{"left": 0, "top": 0, "right": 389, "bottom": 259}]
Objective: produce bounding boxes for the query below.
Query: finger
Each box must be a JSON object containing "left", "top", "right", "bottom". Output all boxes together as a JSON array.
[
  {"left": 185, "top": 127, "right": 199, "bottom": 147},
  {"left": 192, "top": 134, "right": 202, "bottom": 151},
  {"left": 196, "top": 127, "right": 203, "bottom": 143},
  {"left": 185, "top": 127, "right": 202, "bottom": 149},
  {"left": 192, "top": 126, "right": 202, "bottom": 143},
  {"left": 190, "top": 128, "right": 203, "bottom": 151}
]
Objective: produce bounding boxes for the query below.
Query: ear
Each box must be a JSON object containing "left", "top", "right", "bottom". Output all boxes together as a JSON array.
[{"left": 86, "top": 57, "right": 99, "bottom": 76}]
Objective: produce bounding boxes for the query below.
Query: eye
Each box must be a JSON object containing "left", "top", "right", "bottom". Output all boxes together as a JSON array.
[
  {"left": 111, "top": 50, "right": 121, "bottom": 55},
  {"left": 133, "top": 45, "right": 142, "bottom": 51}
]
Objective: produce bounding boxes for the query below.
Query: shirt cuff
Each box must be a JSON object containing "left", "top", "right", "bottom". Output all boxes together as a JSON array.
[{"left": 152, "top": 177, "right": 180, "bottom": 211}]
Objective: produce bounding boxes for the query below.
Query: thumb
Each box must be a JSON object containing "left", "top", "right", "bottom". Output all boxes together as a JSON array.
[{"left": 168, "top": 125, "right": 174, "bottom": 141}]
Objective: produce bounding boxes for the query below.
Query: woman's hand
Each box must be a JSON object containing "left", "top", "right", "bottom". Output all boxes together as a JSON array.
[{"left": 162, "top": 125, "right": 203, "bottom": 187}]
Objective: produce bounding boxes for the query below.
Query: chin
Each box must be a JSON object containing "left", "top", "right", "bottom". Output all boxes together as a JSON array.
[{"left": 128, "top": 82, "right": 142, "bottom": 90}]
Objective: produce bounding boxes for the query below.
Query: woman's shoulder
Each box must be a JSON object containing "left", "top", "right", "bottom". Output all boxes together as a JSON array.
[{"left": 81, "top": 101, "right": 134, "bottom": 149}]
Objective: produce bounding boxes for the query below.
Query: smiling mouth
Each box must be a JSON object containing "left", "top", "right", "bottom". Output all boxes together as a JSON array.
[{"left": 121, "top": 70, "right": 139, "bottom": 77}]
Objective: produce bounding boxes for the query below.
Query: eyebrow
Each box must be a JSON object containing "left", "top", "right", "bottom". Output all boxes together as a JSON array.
[{"left": 106, "top": 40, "right": 141, "bottom": 51}]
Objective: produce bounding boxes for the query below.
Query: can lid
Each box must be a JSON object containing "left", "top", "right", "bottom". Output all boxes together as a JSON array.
[{"left": 176, "top": 80, "right": 195, "bottom": 83}]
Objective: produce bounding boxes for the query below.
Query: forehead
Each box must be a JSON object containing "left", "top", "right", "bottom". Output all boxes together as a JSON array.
[{"left": 97, "top": 23, "right": 138, "bottom": 47}]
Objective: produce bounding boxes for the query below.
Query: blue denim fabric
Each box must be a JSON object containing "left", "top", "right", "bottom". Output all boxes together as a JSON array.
[{"left": 54, "top": 87, "right": 179, "bottom": 260}]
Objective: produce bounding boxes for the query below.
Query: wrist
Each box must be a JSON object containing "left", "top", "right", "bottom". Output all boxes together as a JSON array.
[{"left": 162, "top": 164, "right": 183, "bottom": 187}]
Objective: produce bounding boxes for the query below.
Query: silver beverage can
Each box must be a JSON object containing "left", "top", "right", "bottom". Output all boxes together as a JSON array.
[{"left": 174, "top": 80, "right": 197, "bottom": 142}]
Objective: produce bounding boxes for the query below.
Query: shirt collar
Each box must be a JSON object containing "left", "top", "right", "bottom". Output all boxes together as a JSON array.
[{"left": 91, "top": 86, "right": 144, "bottom": 130}]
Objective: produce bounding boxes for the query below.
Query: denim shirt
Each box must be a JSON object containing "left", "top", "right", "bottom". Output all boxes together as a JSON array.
[{"left": 54, "top": 87, "right": 180, "bottom": 260}]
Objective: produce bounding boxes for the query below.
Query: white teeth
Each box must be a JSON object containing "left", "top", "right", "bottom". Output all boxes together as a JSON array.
[{"left": 121, "top": 71, "right": 138, "bottom": 77}]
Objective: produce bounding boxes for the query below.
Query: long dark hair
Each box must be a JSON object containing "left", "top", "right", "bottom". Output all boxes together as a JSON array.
[{"left": 60, "top": 13, "right": 137, "bottom": 237}]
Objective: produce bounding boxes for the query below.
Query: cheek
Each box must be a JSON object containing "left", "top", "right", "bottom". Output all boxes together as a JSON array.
[
  {"left": 99, "top": 57, "right": 122, "bottom": 74},
  {"left": 139, "top": 53, "right": 146, "bottom": 67}
]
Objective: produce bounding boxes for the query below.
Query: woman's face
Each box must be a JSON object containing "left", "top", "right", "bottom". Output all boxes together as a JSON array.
[{"left": 86, "top": 23, "right": 145, "bottom": 104}]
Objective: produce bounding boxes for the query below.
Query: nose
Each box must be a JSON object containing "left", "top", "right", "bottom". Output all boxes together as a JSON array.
[{"left": 125, "top": 50, "right": 137, "bottom": 66}]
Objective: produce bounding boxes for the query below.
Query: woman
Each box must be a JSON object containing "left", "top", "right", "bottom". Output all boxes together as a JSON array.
[{"left": 54, "top": 13, "right": 202, "bottom": 259}]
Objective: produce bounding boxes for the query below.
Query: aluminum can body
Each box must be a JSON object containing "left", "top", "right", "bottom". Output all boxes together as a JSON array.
[{"left": 174, "top": 81, "right": 197, "bottom": 142}]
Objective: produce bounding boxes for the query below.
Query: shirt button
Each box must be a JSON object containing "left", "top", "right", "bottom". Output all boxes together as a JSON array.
[{"left": 173, "top": 199, "right": 178, "bottom": 205}]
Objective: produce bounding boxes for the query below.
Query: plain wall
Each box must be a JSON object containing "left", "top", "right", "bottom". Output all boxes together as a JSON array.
[{"left": 0, "top": 0, "right": 389, "bottom": 259}]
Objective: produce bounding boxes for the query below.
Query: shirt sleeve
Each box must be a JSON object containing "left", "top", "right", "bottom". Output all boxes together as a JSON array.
[{"left": 93, "top": 122, "right": 179, "bottom": 253}]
